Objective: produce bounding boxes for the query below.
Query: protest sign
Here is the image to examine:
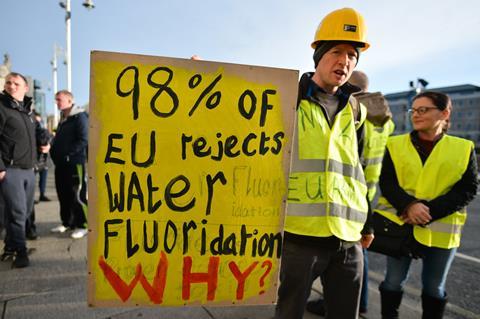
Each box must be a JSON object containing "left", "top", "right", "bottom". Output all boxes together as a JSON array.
[{"left": 87, "top": 51, "right": 298, "bottom": 306}]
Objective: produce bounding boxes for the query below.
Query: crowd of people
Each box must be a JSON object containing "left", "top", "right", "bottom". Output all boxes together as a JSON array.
[
  {"left": 0, "top": 73, "right": 88, "bottom": 268},
  {"left": 0, "top": 6, "right": 477, "bottom": 319}
]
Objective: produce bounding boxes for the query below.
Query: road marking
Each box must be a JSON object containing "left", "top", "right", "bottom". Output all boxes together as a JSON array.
[{"left": 456, "top": 252, "right": 480, "bottom": 264}]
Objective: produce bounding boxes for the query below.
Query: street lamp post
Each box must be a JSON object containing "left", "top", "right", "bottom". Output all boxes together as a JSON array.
[
  {"left": 51, "top": 43, "right": 65, "bottom": 126},
  {"left": 59, "top": 0, "right": 95, "bottom": 93},
  {"left": 65, "top": 0, "right": 72, "bottom": 92},
  {"left": 51, "top": 44, "right": 58, "bottom": 125}
]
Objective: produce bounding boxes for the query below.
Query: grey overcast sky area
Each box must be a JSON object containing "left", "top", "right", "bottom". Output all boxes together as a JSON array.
[{"left": 2, "top": 0, "right": 479, "bottom": 114}]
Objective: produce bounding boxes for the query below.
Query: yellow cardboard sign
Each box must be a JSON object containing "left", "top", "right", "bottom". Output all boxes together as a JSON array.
[{"left": 87, "top": 51, "right": 298, "bottom": 307}]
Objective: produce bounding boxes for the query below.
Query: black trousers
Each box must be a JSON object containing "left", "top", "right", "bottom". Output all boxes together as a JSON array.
[
  {"left": 275, "top": 238, "right": 363, "bottom": 319},
  {"left": 54, "top": 163, "right": 87, "bottom": 229}
]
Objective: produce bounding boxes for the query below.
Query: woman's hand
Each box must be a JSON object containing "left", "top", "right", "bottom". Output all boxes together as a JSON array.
[{"left": 402, "top": 202, "right": 432, "bottom": 225}]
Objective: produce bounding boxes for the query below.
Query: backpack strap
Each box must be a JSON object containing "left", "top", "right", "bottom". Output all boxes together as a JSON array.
[{"left": 348, "top": 95, "right": 366, "bottom": 129}]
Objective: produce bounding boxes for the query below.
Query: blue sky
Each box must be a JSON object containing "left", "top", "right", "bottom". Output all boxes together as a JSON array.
[{"left": 2, "top": 0, "right": 480, "bottom": 115}]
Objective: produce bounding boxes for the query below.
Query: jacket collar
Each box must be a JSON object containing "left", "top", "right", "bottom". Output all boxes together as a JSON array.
[
  {"left": 0, "top": 90, "right": 33, "bottom": 114},
  {"left": 60, "top": 104, "right": 86, "bottom": 122}
]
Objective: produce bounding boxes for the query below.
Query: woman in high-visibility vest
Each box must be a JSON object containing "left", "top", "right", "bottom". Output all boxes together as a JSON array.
[{"left": 376, "top": 91, "right": 478, "bottom": 319}]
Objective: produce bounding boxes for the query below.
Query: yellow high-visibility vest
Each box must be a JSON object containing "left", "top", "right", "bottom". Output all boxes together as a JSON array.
[
  {"left": 376, "top": 134, "right": 473, "bottom": 248},
  {"left": 363, "top": 119, "right": 395, "bottom": 201},
  {"left": 286, "top": 98, "right": 368, "bottom": 242}
]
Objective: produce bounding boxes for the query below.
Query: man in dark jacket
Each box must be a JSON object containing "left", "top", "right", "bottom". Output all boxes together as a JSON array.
[
  {"left": 25, "top": 112, "right": 53, "bottom": 240},
  {"left": 50, "top": 90, "right": 88, "bottom": 239},
  {"left": 0, "top": 72, "right": 36, "bottom": 268}
]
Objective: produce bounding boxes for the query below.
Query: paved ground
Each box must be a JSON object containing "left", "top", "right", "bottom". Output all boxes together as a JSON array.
[{"left": 0, "top": 173, "right": 424, "bottom": 319}]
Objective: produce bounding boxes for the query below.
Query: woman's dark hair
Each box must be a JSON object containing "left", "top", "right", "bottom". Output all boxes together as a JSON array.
[
  {"left": 412, "top": 91, "right": 452, "bottom": 131},
  {"left": 412, "top": 91, "right": 452, "bottom": 111}
]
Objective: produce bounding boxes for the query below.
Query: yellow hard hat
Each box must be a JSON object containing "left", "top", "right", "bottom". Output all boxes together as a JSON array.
[{"left": 311, "top": 7, "right": 370, "bottom": 51}]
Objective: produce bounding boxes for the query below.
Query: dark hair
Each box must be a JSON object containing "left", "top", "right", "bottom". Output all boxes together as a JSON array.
[
  {"left": 7, "top": 72, "right": 28, "bottom": 85},
  {"left": 313, "top": 41, "right": 360, "bottom": 68},
  {"left": 412, "top": 91, "right": 452, "bottom": 131},
  {"left": 412, "top": 91, "right": 451, "bottom": 111}
]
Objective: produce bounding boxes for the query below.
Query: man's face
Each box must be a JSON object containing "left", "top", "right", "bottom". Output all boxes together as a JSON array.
[
  {"left": 314, "top": 43, "right": 358, "bottom": 94},
  {"left": 55, "top": 93, "right": 73, "bottom": 110},
  {"left": 4, "top": 75, "right": 29, "bottom": 102}
]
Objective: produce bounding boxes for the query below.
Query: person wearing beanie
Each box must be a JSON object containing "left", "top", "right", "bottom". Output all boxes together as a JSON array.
[
  {"left": 305, "top": 70, "right": 395, "bottom": 318},
  {"left": 274, "top": 8, "right": 373, "bottom": 319},
  {"left": 313, "top": 41, "right": 361, "bottom": 69}
]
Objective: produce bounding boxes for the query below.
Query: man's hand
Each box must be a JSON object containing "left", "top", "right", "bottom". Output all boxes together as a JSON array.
[
  {"left": 0, "top": 171, "right": 5, "bottom": 182},
  {"left": 360, "top": 233, "right": 374, "bottom": 248}
]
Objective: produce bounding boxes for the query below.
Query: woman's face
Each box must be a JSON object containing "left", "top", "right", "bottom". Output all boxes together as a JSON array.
[{"left": 410, "top": 97, "right": 449, "bottom": 134}]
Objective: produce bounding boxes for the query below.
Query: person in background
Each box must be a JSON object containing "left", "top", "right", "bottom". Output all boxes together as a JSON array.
[
  {"left": 34, "top": 111, "right": 52, "bottom": 202},
  {"left": 0, "top": 72, "right": 36, "bottom": 268},
  {"left": 376, "top": 91, "right": 478, "bottom": 318},
  {"left": 50, "top": 90, "right": 88, "bottom": 239},
  {"left": 306, "top": 70, "right": 395, "bottom": 317},
  {"left": 0, "top": 191, "right": 4, "bottom": 238},
  {"left": 274, "top": 8, "right": 373, "bottom": 319},
  {"left": 25, "top": 111, "right": 52, "bottom": 240}
]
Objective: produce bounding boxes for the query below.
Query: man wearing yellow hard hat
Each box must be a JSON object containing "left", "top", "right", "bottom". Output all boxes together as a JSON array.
[{"left": 275, "top": 8, "right": 373, "bottom": 319}]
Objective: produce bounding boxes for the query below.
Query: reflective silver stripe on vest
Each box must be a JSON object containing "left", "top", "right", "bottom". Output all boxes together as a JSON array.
[
  {"left": 427, "top": 222, "right": 463, "bottom": 234},
  {"left": 364, "top": 157, "right": 383, "bottom": 166},
  {"left": 292, "top": 159, "right": 327, "bottom": 172},
  {"left": 292, "top": 159, "right": 365, "bottom": 184},
  {"left": 287, "top": 202, "right": 366, "bottom": 222},
  {"left": 287, "top": 202, "right": 327, "bottom": 216},
  {"left": 378, "top": 203, "right": 463, "bottom": 235},
  {"left": 376, "top": 203, "right": 396, "bottom": 213},
  {"left": 329, "top": 160, "right": 366, "bottom": 184}
]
